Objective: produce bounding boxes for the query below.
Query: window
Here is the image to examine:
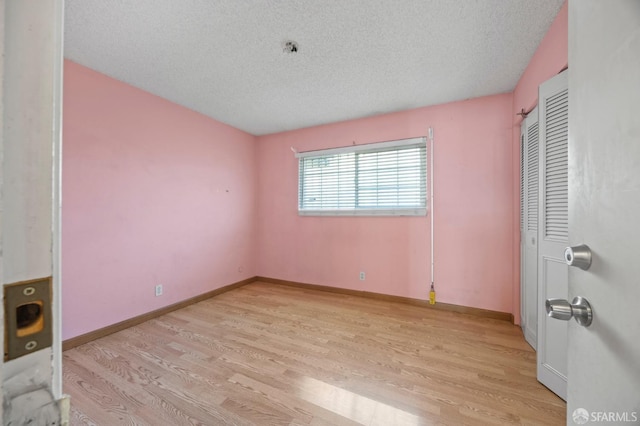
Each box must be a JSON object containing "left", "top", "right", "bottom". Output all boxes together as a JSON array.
[{"left": 297, "top": 137, "right": 427, "bottom": 216}]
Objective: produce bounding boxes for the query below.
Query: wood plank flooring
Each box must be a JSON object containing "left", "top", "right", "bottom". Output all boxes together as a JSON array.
[{"left": 63, "top": 282, "right": 566, "bottom": 425}]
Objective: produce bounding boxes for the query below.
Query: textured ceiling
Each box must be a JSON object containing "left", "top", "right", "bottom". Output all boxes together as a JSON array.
[{"left": 64, "top": 0, "right": 564, "bottom": 136}]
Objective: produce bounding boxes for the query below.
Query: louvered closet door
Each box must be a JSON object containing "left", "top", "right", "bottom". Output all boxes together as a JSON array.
[
  {"left": 521, "top": 107, "right": 539, "bottom": 350},
  {"left": 536, "top": 70, "right": 568, "bottom": 400}
]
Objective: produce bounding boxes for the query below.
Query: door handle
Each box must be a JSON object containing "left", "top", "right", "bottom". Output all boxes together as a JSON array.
[{"left": 546, "top": 296, "right": 593, "bottom": 327}]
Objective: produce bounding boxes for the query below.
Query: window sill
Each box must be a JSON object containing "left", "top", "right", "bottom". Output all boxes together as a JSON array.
[{"left": 298, "top": 208, "right": 427, "bottom": 217}]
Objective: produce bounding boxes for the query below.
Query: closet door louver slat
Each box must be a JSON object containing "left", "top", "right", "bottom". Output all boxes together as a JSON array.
[
  {"left": 544, "top": 89, "right": 569, "bottom": 240},
  {"left": 520, "top": 134, "right": 525, "bottom": 231},
  {"left": 527, "top": 122, "right": 539, "bottom": 232}
]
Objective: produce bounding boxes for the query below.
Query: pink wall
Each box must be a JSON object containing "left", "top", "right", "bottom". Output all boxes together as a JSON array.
[
  {"left": 256, "top": 94, "right": 514, "bottom": 313},
  {"left": 62, "top": 61, "right": 257, "bottom": 340},
  {"left": 511, "top": 2, "right": 568, "bottom": 324}
]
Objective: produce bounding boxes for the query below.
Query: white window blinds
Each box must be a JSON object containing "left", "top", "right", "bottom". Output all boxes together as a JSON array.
[{"left": 296, "top": 137, "right": 427, "bottom": 216}]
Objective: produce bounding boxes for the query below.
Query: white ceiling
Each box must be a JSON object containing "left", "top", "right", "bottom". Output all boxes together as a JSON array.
[{"left": 64, "top": 0, "right": 564, "bottom": 136}]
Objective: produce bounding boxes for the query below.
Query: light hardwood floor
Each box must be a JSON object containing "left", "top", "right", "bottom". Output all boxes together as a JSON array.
[{"left": 63, "top": 282, "right": 566, "bottom": 425}]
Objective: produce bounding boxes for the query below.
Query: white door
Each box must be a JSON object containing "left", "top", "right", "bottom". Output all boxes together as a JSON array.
[
  {"left": 520, "top": 107, "right": 539, "bottom": 349},
  {"left": 536, "top": 70, "right": 569, "bottom": 400},
  {"left": 1, "top": 1, "right": 65, "bottom": 422},
  {"left": 566, "top": 0, "right": 640, "bottom": 422}
]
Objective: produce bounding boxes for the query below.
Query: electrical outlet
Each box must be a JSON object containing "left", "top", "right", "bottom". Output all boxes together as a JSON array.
[
  {"left": 155, "top": 284, "right": 163, "bottom": 297},
  {"left": 359, "top": 271, "right": 365, "bottom": 281}
]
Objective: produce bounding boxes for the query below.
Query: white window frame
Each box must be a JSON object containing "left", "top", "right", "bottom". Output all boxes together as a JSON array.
[{"left": 296, "top": 137, "right": 427, "bottom": 216}]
